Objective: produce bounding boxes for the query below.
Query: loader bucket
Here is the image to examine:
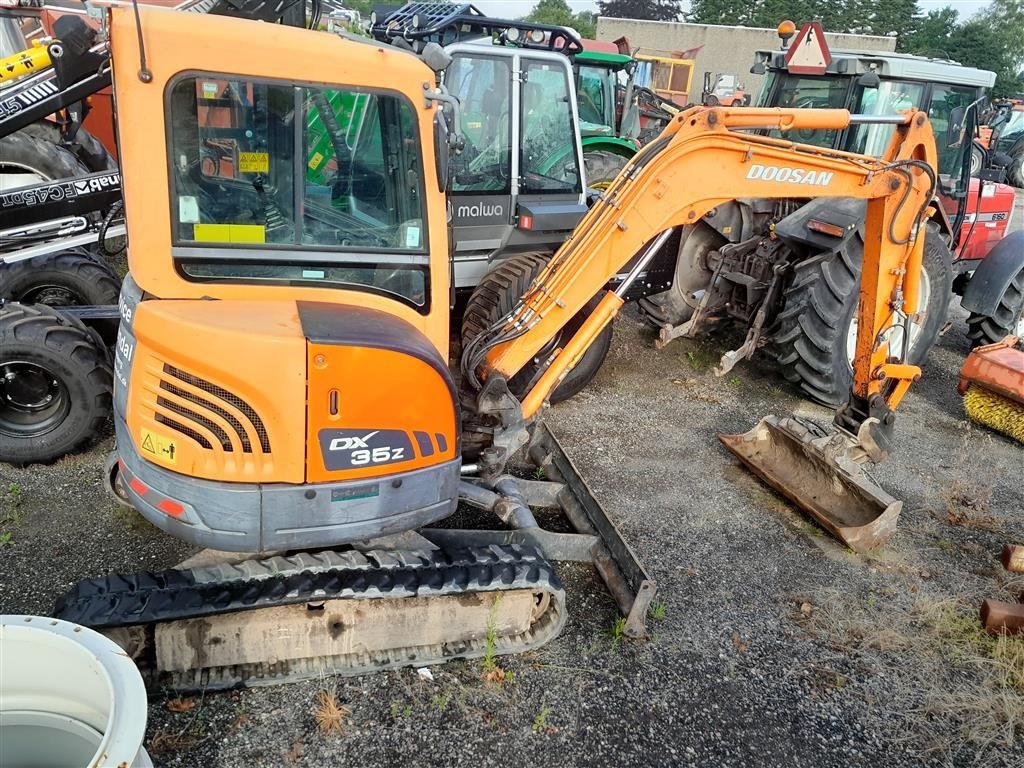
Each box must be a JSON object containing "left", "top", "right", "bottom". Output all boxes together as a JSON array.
[{"left": 720, "top": 416, "right": 902, "bottom": 553}]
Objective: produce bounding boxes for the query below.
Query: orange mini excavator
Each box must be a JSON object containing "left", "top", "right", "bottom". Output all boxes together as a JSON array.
[{"left": 54, "top": 6, "right": 938, "bottom": 688}]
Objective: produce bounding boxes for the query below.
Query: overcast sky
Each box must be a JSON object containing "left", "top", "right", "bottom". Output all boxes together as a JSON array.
[{"left": 471, "top": 1, "right": 992, "bottom": 20}]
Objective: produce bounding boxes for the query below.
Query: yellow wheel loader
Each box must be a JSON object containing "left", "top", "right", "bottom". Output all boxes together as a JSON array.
[{"left": 55, "top": 6, "right": 938, "bottom": 688}]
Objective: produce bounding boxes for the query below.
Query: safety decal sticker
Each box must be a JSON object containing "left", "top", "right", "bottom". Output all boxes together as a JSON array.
[
  {"left": 239, "top": 152, "right": 270, "bottom": 173},
  {"left": 141, "top": 427, "right": 178, "bottom": 465}
]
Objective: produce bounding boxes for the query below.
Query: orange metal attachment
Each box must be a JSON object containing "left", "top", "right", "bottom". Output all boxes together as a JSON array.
[{"left": 958, "top": 336, "right": 1024, "bottom": 405}]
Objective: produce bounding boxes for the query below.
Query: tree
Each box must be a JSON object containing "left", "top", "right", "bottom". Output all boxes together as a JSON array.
[
  {"left": 527, "top": 0, "right": 597, "bottom": 38},
  {"left": 597, "top": 0, "right": 684, "bottom": 22},
  {"left": 903, "top": 6, "right": 1022, "bottom": 97}
]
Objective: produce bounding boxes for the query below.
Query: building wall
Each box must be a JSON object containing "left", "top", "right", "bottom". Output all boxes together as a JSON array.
[{"left": 596, "top": 18, "right": 897, "bottom": 102}]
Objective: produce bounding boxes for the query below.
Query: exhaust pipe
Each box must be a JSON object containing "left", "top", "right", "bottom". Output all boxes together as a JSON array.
[{"left": 719, "top": 415, "right": 902, "bottom": 553}]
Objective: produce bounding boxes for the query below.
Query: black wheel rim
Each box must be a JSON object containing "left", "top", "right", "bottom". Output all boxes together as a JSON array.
[
  {"left": 0, "top": 360, "right": 71, "bottom": 437},
  {"left": 18, "top": 284, "right": 83, "bottom": 307}
]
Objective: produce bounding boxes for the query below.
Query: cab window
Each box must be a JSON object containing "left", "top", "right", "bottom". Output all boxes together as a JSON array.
[
  {"left": 927, "top": 84, "right": 977, "bottom": 180},
  {"left": 578, "top": 65, "right": 609, "bottom": 128},
  {"left": 166, "top": 75, "right": 428, "bottom": 311},
  {"left": 520, "top": 61, "right": 581, "bottom": 194},
  {"left": 845, "top": 81, "right": 926, "bottom": 157},
  {"left": 766, "top": 74, "right": 850, "bottom": 148},
  {"left": 445, "top": 55, "right": 512, "bottom": 193}
]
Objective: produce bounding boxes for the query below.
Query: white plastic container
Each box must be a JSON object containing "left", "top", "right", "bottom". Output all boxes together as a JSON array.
[{"left": 0, "top": 615, "right": 152, "bottom": 768}]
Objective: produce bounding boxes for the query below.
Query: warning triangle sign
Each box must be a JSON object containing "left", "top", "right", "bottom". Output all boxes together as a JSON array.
[
  {"left": 785, "top": 22, "right": 832, "bottom": 75},
  {"left": 142, "top": 433, "right": 156, "bottom": 453}
]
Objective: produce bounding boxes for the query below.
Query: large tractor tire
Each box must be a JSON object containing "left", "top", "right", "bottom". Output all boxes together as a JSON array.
[
  {"left": 462, "top": 252, "right": 613, "bottom": 404},
  {"left": 0, "top": 129, "right": 89, "bottom": 188},
  {"left": 0, "top": 303, "right": 112, "bottom": 466},
  {"left": 966, "top": 266, "right": 1024, "bottom": 347},
  {"left": 584, "top": 149, "right": 630, "bottom": 190},
  {"left": 1008, "top": 148, "right": 1024, "bottom": 189},
  {"left": 772, "top": 224, "right": 954, "bottom": 406},
  {"left": 970, "top": 143, "right": 985, "bottom": 177},
  {"left": 0, "top": 250, "right": 121, "bottom": 307},
  {"left": 20, "top": 121, "right": 116, "bottom": 173}
]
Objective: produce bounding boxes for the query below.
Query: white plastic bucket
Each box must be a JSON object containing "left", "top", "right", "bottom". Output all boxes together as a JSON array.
[{"left": 0, "top": 615, "right": 152, "bottom": 768}]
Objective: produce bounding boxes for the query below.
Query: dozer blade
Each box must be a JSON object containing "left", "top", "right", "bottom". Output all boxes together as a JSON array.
[{"left": 719, "top": 415, "right": 902, "bottom": 553}]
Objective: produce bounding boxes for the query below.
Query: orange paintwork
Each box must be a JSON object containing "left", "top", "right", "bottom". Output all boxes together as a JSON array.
[
  {"left": 305, "top": 343, "right": 457, "bottom": 483},
  {"left": 486, "top": 107, "right": 938, "bottom": 417},
  {"left": 109, "top": 7, "right": 450, "bottom": 353},
  {"left": 128, "top": 300, "right": 308, "bottom": 482}
]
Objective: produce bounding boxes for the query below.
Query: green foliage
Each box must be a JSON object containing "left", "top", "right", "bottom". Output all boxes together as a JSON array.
[
  {"left": 686, "top": 0, "right": 917, "bottom": 41},
  {"left": 527, "top": 0, "right": 597, "bottom": 39},
  {"left": 904, "top": 2, "right": 1024, "bottom": 97},
  {"left": 597, "top": 0, "right": 683, "bottom": 22}
]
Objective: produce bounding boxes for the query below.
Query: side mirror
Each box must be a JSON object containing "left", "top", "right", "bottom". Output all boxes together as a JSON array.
[{"left": 948, "top": 105, "right": 966, "bottom": 148}]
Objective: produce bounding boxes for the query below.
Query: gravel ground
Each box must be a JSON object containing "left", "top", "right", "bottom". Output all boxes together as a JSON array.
[{"left": 1, "top": 197, "right": 1022, "bottom": 768}]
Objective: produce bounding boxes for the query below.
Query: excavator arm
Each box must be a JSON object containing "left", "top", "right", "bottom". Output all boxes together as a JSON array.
[{"left": 464, "top": 106, "right": 938, "bottom": 551}]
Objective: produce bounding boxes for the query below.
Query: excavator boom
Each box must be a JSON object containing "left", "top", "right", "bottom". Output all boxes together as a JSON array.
[{"left": 466, "top": 106, "right": 938, "bottom": 551}]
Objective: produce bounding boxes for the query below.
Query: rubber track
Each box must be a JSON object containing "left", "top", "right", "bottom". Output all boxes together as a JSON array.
[
  {"left": 966, "top": 267, "right": 1024, "bottom": 347},
  {"left": 55, "top": 545, "right": 566, "bottom": 690}
]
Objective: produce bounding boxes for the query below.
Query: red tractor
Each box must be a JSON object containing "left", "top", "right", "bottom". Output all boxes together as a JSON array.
[{"left": 639, "top": 22, "right": 1021, "bottom": 406}]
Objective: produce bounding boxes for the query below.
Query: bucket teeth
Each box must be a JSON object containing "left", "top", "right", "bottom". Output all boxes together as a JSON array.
[{"left": 720, "top": 415, "right": 902, "bottom": 553}]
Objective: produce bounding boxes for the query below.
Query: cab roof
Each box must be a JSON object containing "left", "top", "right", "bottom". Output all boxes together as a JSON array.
[{"left": 759, "top": 48, "right": 996, "bottom": 88}]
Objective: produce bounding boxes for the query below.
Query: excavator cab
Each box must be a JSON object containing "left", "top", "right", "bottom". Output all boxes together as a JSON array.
[{"left": 110, "top": 7, "right": 460, "bottom": 552}]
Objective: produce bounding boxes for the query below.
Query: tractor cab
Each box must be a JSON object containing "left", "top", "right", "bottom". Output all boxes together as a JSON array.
[
  {"left": 751, "top": 39, "right": 1016, "bottom": 264},
  {"left": 371, "top": 3, "right": 588, "bottom": 289}
]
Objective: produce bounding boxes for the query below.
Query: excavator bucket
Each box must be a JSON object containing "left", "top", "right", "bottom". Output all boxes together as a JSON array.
[{"left": 719, "top": 416, "right": 902, "bottom": 553}]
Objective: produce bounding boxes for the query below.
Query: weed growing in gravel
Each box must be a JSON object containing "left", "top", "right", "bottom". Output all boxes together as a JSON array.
[
  {"left": 431, "top": 691, "right": 451, "bottom": 711},
  {"left": 609, "top": 617, "right": 627, "bottom": 652},
  {"left": 389, "top": 701, "right": 413, "bottom": 719},
  {"left": 7, "top": 482, "right": 23, "bottom": 507},
  {"left": 649, "top": 601, "right": 667, "bottom": 620},
  {"left": 728, "top": 376, "right": 743, "bottom": 388},
  {"left": 683, "top": 346, "right": 717, "bottom": 372},
  {"left": 532, "top": 704, "right": 553, "bottom": 733},
  {"left": 0, "top": 532, "right": 12, "bottom": 547},
  {"left": 481, "top": 595, "right": 507, "bottom": 683},
  {"left": 313, "top": 688, "right": 350, "bottom": 735},
  {"left": 532, "top": 466, "right": 546, "bottom": 480},
  {"left": 938, "top": 433, "right": 1004, "bottom": 532}
]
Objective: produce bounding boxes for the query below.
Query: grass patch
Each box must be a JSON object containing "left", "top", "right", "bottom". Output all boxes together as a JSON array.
[
  {"left": 609, "top": 616, "right": 627, "bottom": 652},
  {"left": 800, "top": 588, "right": 1024, "bottom": 757},
  {"left": 531, "top": 704, "right": 553, "bottom": 733},
  {"left": 649, "top": 600, "right": 667, "bottom": 621}
]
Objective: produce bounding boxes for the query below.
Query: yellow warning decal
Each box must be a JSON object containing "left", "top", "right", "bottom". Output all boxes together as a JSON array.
[
  {"left": 141, "top": 427, "right": 178, "bottom": 465},
  {"left": 308, "top": 151, "right": 324, "bottom": 170},
  {"left": 239, "top": 152, "right": 269, "bottom": 173}
]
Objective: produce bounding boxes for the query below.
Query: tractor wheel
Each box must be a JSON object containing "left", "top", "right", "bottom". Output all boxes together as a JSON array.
[
  {"left": 966, "top": 266, "right": 1024, "bottom": 347},
  {"left": 772, "top": 223, "right": 953, "bottom": 406},
  {"left": 0, "top": 250, "right": 122, "bottom": 307},
  {"left": 0, "top": 303, "right": 112, "bottom": 466},
  {"left": 970, "top": 144, "right": 985, "bottom": 177},
  {"left": 0, "top": 129, "right": 89, "bottom": 188},
  {"left": 1008, "top": 148, "right": 1024, "bottom": 188},
  {"left": 20, "top": 121, "right": 116, "bottom": 173},
  {"left": 462, "top": 252, "right": 613, "bottom": 404},
  {"left": 584, "top": 150, "right": 630, "bottom": 190}
]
